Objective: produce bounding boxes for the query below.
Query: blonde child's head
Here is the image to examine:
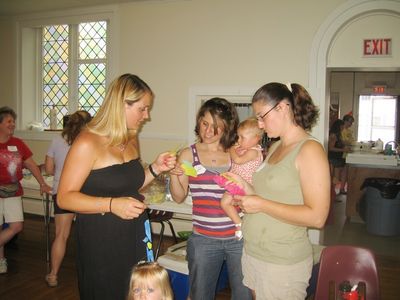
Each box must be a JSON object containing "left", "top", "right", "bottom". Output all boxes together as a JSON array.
[
  {"left": 237, "top": 117, "right": 264, "bottom": 149},
  {"left": 128, "top": 261, "right": 173, "bottom": 300}
]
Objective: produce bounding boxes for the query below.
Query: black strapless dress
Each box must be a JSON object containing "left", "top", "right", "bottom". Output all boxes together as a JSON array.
[{"left": 76, "top": 159, "right": 148, "bottom": 300}]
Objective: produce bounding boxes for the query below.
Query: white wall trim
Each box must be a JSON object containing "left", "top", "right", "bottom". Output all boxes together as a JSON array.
[
  {"left": 188, "top": 86, "right": 257, "bottom": 143},
  {"left": 15, "top": 130, "right": 59, "bottom": 141}
]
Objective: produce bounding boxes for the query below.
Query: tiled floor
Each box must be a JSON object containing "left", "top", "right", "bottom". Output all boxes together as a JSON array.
[{"left": 322, "top": 193, "right": 400, "bottom": 259}]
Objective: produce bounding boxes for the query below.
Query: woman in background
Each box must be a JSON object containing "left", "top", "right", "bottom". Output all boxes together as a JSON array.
[
  {"left": 44, "top": 110, "right": 92, "bottom": 287},
  {"left": 0, "top": 106, "right": 52, "bottom": 274},
  {"left": 328, "top": 119, "right": 351, "bottom": 194},
  {"left": 57, "top": 74, "right": 176, "bottom": 299}
]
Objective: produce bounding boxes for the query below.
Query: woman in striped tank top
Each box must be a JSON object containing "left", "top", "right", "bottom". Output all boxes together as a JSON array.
[{"left": 169, "top": 98, "right": 252, "bottom": 300}]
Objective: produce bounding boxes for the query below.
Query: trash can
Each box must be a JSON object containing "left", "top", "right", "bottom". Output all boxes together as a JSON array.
[{"left": 359, "top": 178, "right": 400, "bottom": 236}]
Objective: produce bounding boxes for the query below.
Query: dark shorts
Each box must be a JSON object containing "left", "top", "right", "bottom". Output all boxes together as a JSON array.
[
  {"left": 329, "top": 157, "right": 345, "bottom": 168},
  {"left": 53, "top": 194, "right": 73, "bottom": 214}
]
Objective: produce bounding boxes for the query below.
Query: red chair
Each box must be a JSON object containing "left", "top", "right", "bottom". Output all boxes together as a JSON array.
[{"left": 314, "top": 245, "right": 380, "bottom": 299}]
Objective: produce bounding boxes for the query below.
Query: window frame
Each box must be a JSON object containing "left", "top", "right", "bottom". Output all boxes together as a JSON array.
[{"left": 14, "top": 5, "right": 119, "bottom": 140}]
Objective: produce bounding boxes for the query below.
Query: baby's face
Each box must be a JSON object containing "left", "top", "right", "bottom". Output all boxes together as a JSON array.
[
  {"left": 237, "top": 128, "right": 260, "bottom": 150},
  {"left": 132, "top": 284, "right": 163, "bottom": 300}
]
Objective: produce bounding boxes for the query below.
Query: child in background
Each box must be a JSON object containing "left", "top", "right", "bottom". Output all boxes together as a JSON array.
[
  {"left": 127, "top": 261, "right": 173, "bottom": 300},
  {"left": 221, "top": 118, "right": 264, "bottom": 240}
]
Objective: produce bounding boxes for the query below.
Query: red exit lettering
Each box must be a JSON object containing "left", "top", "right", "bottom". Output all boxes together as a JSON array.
[
  {"left": 373, "top": 86, "right": 385, "bottom": 93},
  {"left": 364, "top": 38, "right": 391, "bottom": 56}
]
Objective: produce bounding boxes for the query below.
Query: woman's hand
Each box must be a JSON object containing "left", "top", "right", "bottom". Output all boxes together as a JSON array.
[
  {"left": 232, "top": 195, "right": 264, "bottom": 214},
  {"left": 152, "top": 152, "right": 177, "bottom": 174},
  {"left": 169, "top": 164, "right": 184, "bottom": 177},
  {"left": 111, "top": 197, "right": 147, "bottom": 220},
  {"left": 40, "top": 182, "right": 53, "bottom": 195},
  {"left": 222, "top": 172, "right": 255, "bottom": 195}
]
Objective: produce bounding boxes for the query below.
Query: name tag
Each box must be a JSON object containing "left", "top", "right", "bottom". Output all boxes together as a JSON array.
[
  {"left": 7, "top": 146, "right": 18, "bottom": 152},
  {"left": 194, "top": 164, "right": 206, "bottom": 175}
]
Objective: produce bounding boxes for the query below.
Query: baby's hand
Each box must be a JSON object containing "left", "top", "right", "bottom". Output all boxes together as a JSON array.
[{"left": 235, "top": 146, "right": 247, "bottom": 156}]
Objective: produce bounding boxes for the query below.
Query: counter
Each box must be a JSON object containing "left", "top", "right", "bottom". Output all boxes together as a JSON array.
[{"left": 21, "top": 176, "right": 53, "bottom": 216}]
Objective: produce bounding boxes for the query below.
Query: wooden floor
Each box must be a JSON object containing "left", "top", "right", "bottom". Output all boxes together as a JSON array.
[
  {"left": 0, "top": 214, "right": 230, "bottom": 300},
  {"left": 0, "top": 214, "right": 399, "bottom": 300}
]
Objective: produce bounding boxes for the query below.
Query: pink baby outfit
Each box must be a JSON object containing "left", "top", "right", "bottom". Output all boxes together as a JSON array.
[{"left": 230, "top": 145, "right": 263, "bottom": 184}]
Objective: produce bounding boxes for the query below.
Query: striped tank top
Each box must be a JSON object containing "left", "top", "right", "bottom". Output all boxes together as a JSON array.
[{"left": 189, "top": 144, "right": 237, "bottom": 239}]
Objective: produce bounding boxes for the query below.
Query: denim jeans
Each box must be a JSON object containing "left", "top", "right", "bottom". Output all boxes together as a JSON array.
[{"left": 187, "top": 233, "right": 252, "bottom": 300}]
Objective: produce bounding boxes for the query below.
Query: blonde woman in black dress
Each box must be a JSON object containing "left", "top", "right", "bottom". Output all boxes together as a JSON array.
[{"left": 58, "top": 74, "right": 176, "bottom": 300}]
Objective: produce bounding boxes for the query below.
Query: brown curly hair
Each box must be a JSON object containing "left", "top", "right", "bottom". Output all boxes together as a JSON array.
[
  {"left": 62, "top": 110, "right": 92, "bottom": 145},
  {"left": 194, "top": 97, "right": 239, "bottom": 151}
]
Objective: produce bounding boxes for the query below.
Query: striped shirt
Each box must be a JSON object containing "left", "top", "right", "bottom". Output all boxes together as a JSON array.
[{"left": 189, "top": 144, "right": 238, "bottom": 239}]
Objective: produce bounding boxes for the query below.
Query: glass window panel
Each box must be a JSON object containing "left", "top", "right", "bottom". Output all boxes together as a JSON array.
[
  {"left": 42, "top": 25, "right": 69, "bottom": 129},
  {"left": 41, "top": 21, "right": 107, "bottom": 129},
  {"left": 79, "top": 21, "right": 107, "bottom": 59},
  {"left": 357, "top": 95, "right": 397, "bottom": 144},
  {"left": 78, "top": 63, "right": 106, "bottom": 111}
]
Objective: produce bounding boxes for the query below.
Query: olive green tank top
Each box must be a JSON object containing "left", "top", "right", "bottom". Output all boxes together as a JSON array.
[{"left": 242, "top": 138, "right": 315, "bottom": 265}]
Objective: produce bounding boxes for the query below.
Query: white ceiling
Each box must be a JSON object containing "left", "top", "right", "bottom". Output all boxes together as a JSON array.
[{"left": 0, "top": 0, "right": 154, "bottom": 17}]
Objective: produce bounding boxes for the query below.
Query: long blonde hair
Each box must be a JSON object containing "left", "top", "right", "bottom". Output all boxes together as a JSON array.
[
  {"left": 87, "top": 73, "right": 153, "bottom": 147},
  {"left": 127, "top": 262, "right": 173, "bottom": 300}
]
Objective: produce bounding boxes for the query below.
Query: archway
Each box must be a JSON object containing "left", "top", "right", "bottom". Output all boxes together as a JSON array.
[
  {"left": 308, "top": 0, "right": 400, "bottom": 144},
  {"left": 307, "top": 0, "right": 400, "bottom": 244}
]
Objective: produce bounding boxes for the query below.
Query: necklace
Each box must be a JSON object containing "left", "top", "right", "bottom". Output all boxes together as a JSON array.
[{"left": 116, "top": 143, "right": 126, "bottom": 152}]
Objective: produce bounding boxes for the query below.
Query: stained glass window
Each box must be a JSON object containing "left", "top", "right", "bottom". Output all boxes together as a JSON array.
[{"left": 42, "top": 21, "right": 107, "bottom": 129}]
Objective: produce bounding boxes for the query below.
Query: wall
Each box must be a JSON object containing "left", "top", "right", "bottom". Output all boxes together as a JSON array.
[
  {"left": 328, "top": 13, "right": 400, "bottom": 68},
  {"left": 118, "top": 0, "right": 342, "bottom": 161},
  {"left": 0, "top": 17, "right": 15, "bottom": 109},
  {"left": 3, "top": 1, "right": 400, "bottom": 162},
  {"left": 2, "top": 0, "right": 347, "bottom": 162}
]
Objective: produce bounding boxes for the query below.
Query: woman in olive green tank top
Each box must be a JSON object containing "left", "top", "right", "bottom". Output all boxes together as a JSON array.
[{"left": 223, "top": 82, "right": 331, "bottom": 299}]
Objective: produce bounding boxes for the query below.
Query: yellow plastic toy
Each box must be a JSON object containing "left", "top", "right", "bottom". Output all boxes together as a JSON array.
[{"left": 181, "top": 160, "right": 197, "bottom": 177}]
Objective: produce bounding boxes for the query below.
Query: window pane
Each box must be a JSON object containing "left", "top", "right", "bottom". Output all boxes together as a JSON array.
[
  {"left": 357, "top": 95, "right": 397, "bottom": 144},
  {"left": 79, "top": 21, "right": 107, "bottom": 60},
  {"left": 41, "top": 21, "right": 107, "bottom": 128},
  {"left": 78, "top": 63, "right": 106, "bottom": 116},
  {"left": 42, "top": 25, "right": 69, "bottom": 129}
]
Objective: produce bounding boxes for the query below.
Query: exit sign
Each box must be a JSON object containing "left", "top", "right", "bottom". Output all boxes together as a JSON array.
[
  {"left": 373, "top": 86, "right": 386, "bottom": 93},
  {"left": 363, "top": 38, "right": 391, "bottom": 56}
]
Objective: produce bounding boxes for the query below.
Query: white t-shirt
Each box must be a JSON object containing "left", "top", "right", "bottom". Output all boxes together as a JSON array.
[{"left": 46, "top": 135, "right": 70, "bottom": 193}]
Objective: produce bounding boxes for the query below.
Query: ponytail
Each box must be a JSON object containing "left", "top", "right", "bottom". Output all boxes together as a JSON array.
[
  {"left": 291, "top": 83, "right": 319, "bottom": 131},
  {"left": 252, "top": 82, "right": 319, "bottom": 131}
]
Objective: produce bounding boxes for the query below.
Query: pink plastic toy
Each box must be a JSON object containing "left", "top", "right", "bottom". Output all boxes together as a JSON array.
[{"left": 213, "top": 174, "right": 245, "bottom": 196}]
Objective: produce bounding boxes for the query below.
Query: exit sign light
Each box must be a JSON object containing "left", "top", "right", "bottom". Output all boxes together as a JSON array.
[{"left": 373, "top": 86, "right": 386, "bottom": 93}]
